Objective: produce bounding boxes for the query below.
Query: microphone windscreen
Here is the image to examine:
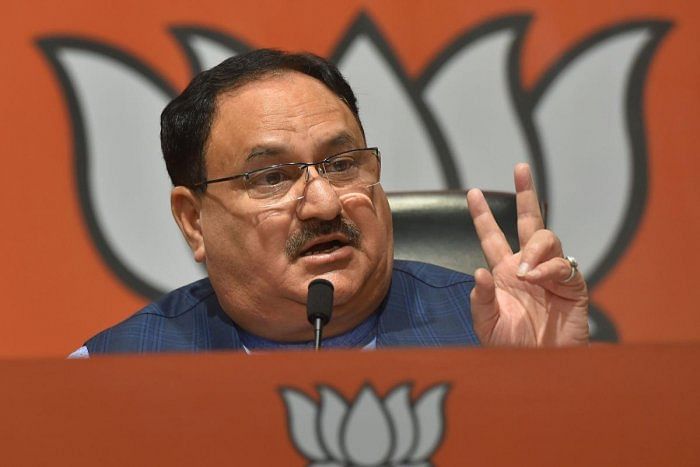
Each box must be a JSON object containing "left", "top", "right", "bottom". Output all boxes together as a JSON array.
[{"left": 307, "top": 279, "right": 334, "bottom": 325}]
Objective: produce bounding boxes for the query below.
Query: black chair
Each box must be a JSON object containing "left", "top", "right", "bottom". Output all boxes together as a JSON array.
[{"left": 388, "top": 190, "right": 518, "bottom": 274}]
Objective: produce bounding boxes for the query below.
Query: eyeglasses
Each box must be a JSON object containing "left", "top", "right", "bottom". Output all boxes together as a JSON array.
[{"left": 194, "top": 147, "right": 381, "bottom": 207}]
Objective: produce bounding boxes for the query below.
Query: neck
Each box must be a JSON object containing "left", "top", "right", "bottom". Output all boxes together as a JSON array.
[{"left": 237, "top": 311, "right": 379, "bottom": 350}]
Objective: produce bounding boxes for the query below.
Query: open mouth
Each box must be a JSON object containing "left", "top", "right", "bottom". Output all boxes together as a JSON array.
[
  {"left": 301, "top": 239, "right": 348, "bottom": 257},
  {"left": 286, "top": 217, "right": 361, "bottom": 261}
]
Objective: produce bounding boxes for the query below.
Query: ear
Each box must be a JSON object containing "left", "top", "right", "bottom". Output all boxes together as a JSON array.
[{"left": 171, "top": 186, "right": 206, "bottom": 263}]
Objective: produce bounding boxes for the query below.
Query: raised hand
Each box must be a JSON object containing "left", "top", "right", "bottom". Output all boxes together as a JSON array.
[{"left": 467, "top": 163, "right": 589, "bottom": 346}]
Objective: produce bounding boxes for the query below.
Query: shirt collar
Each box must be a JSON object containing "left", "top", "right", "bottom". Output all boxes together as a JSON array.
[{"left": 237, "top": 311, "right": 378, "bottom": 351}]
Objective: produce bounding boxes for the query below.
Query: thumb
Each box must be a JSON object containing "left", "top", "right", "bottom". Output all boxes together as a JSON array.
[{"left": 470, "top": 268, "right": 499, "bottom": 343}]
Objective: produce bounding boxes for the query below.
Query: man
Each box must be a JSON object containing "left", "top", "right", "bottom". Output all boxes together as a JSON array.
[{"left": 72, "top": 49, "right": 588, "bottom": 357}]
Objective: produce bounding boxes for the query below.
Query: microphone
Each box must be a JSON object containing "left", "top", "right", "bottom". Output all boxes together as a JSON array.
[{"left": 307, "top": 279, "right": 334, "bottom": 351}]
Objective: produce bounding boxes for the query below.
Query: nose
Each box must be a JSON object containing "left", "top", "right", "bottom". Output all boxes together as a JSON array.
[{"left": 295, "top": 165, "right": 342, "bottom": 221}]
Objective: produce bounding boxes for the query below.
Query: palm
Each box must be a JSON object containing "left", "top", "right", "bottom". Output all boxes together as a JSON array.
[
  {"left": 484, "top": 253, "right": 588, "bottom": 346},
  {"left": 467, "top": 165, "right": 589, "bottom": 347}
]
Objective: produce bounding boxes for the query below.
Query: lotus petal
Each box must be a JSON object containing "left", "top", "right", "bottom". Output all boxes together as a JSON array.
[
  {"left": 39, "top": 39, "right": 205, "bottom": 298},
  {"left": 333, "top": 15, "right": 448, "bottom": 191},
  {"left": 384, "top": 383, "right": 417, "bottom": 462},
  {"left": 533, "top": 23, "right": 669, "bottom": 282},
  {"left": 318, "top": 386, "right": 349, "bottom": 462},
  {"left": 421, "top": 17, "right": 534, "bottom": 191},
  {"left": 171, "top": 27, "right": 251, "bottom": 73},
  {"left": 280, "top": 388, "right": 327, "bottom": 461},
  {"left": 341, "top": 385, "right": 393, "bottom": 465},
  {"left": 407, "top": 384, "right": 449, "bottom": 461}
]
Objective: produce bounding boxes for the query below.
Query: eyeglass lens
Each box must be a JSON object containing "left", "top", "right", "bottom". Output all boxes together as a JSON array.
[{"left": 246, "top": 149, "right": 380, "bottom": 207}]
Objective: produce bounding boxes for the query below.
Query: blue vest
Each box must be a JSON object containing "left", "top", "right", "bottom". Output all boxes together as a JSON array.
[{"left": 85, "top": 260, "right": 479, "bottom": 354}]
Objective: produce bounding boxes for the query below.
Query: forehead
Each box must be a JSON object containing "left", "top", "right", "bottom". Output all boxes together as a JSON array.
[{"left": 206, "top": 72, "right": 363, "bottom": 172}]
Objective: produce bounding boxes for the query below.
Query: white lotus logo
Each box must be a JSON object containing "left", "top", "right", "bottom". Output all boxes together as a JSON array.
[
  {"left": 281, "top": 383, "right": 449, "bottom": 466},
  {"left": 36, "top": 13, "right": 672, "bottom": 340}
]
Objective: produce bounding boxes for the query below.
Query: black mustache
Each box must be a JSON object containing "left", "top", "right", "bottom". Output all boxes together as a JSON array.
[{"left": 286, "top": 217, "right": 361, "bottom": 259}]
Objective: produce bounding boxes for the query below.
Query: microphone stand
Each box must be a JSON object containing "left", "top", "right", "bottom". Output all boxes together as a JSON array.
[{"left": 313, "top": 317, "right": 324, "bottom": 351}]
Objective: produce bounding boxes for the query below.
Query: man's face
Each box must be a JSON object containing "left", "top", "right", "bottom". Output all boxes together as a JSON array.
[{"left": 189, "top": 71, "right": 393, "bottom": 341}]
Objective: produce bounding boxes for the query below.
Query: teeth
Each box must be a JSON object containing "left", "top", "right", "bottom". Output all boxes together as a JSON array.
[
  {"left": 319, "top": 245, "right": 340, "bottom": 254},
  {"left": 302, "top": 242, "right": 343, "bottom": 257}
]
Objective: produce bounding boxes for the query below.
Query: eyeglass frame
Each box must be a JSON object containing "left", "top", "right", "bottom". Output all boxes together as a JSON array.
[{"left": 191, "top": 147, "right": 381, "bottom": 197}]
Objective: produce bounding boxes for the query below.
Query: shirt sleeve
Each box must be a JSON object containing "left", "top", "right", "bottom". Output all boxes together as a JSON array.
[{"left": 68, "top": 346, "right": 90, "bottom": 359}]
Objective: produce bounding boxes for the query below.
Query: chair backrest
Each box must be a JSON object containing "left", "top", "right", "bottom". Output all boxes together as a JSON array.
[{"left": 388, "top": 191, "right": 518, "bottom": 274}]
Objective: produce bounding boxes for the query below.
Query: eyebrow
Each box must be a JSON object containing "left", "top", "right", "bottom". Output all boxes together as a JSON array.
[
  {"left": 327, "top": 132, "right": 357, "bottom": 149},
  {"left": 244, "top": 131, "right": 360, "bottom": 162},
  {"left": 245, "top": 146, "right": 284, "bottom": 162}
]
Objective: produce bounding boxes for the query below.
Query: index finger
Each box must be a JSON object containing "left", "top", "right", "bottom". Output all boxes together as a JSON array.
[
  {"left": 467, "top": 188, "right": 513, "bottom": 269},
  {"left": 515, "top": 163, "right": 545, "bottom": 248}
]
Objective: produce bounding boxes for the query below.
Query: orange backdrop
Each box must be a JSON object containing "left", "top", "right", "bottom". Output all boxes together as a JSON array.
[{"left": 1, "top": 0, "right": 698, "bottom": 357}]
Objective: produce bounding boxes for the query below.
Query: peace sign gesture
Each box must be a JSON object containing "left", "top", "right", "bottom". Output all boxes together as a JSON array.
[{"left": 467, "top": 164, "right": 589, "bottom": 346}]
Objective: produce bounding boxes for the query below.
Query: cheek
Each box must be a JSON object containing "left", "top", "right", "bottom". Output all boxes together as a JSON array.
[
  {"left": 203, "top": 204, "right": 293, "bottom": 271},
  {"left": 339, "top": 190, "right": 376, "bottom": 212},
  {"left": 340, "top": 190, "right": 392, "bottom": 253},
  {"left": 250, "top": 210, "right": 296, "bottom": 259}
]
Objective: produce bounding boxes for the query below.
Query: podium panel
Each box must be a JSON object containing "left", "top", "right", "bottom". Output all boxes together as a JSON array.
[{"left": 0, "top": 344, "right": 698, "bottom": 466}]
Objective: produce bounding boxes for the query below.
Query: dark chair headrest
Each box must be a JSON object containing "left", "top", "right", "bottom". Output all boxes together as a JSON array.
[{"left": 388, "top": 191, "right": 518, "bottom": 274}]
